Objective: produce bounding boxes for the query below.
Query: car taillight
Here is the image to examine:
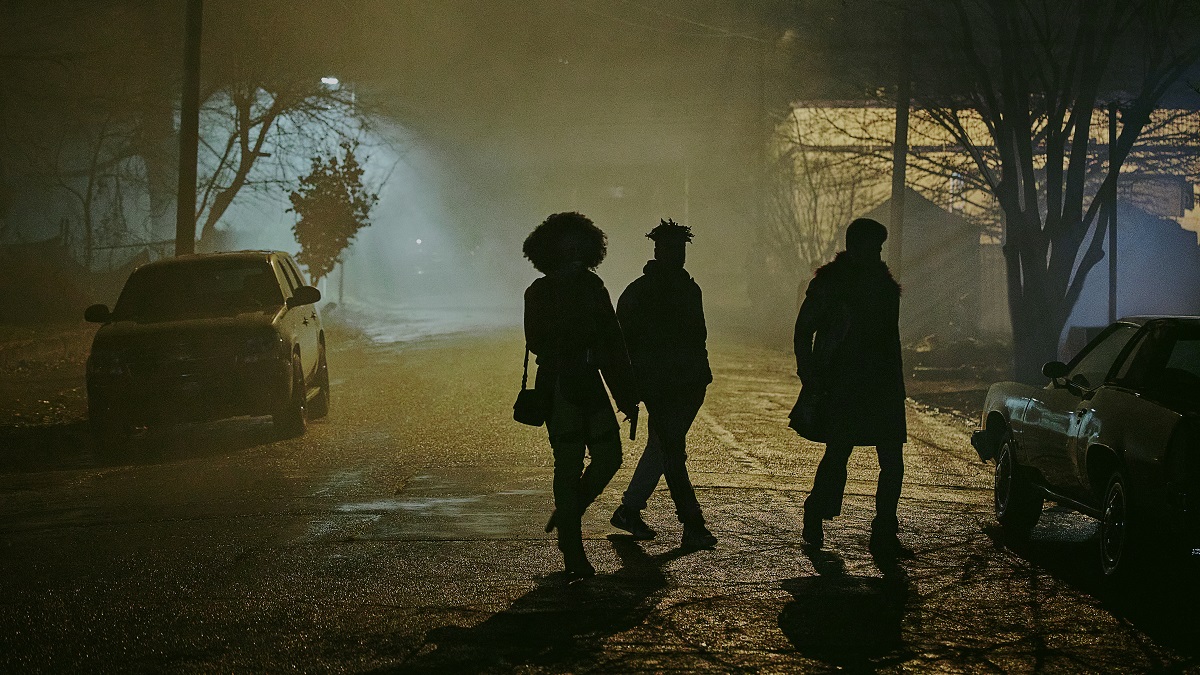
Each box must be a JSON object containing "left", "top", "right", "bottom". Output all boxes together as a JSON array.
[
  {"left": 88, "top": 351, "right": 128, "bottom": 376},
  {"left": 238, "top": 334, "right": 283, "bottom": 364}
]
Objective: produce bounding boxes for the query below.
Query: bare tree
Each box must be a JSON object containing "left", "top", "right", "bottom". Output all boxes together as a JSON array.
[
  {"left": 193, "top": 76, "right": 365, "bottom": 249},
  {"left": 761, "top": 106, "right": 889, "bottom": 307},
  {"left": 905, "top": 0, "right": 1200, "bottom": 381}
]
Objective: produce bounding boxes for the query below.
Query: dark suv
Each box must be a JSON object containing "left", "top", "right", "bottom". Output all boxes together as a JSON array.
[{"left": 85, "top": 251, "right": 329, "bottom": 452}]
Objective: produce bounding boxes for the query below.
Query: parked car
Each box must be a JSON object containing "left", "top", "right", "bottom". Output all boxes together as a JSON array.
[
  {"left": 972, "top": 317, "right": 1200, "bottom": 578},
  {"left": 85, "top": 251, "right": 329, "bottom": 453}
]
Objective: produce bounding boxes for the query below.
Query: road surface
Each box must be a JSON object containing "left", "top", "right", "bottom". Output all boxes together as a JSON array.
[{"left": 1, "top": 323, "right": 1197, "bottom": 672}]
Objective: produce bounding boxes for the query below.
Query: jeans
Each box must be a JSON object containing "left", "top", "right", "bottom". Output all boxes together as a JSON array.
[
  {"left": 803, "top": 442, "right": 904, "bottom": 534},
  {"left": 546, "top": 384, "right": 623, "bottom": 554},
  {"left": 621, "top": 385, "right": 707, "bottom": 526}
]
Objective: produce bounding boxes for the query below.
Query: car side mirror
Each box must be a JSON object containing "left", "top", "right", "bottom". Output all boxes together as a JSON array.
[
  {"left": 1042, "top": 361, "right": 1069, "bottom": 380},
  {"left": 84, "top": 304, "right": 111, "bottom": 323},
  {"left": 286, "top": 285, "right": 321, "bottom": 309}
]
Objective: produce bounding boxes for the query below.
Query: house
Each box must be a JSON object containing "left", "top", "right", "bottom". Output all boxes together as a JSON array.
[
  {"left": 1063, "top": 202, "right": 1200, "bottom": 357},
  {"left": 864, "top": 189, "right": 982, "bottom": 343}
]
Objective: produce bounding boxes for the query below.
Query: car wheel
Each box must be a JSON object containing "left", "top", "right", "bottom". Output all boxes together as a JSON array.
[
  {"left": 89, "top": 398, "right": 128, "bottom": 459},
  {"left": 309, "top": 341, "right": 330, "bottom": 419},
  {"left": 1100, "top": 468, "right": 1134, "bottom": 579},
  {"left": 994, "top": 437, "right": 1043, "bottom": 535},
  {"left": 91, "top": 415, "right": 130, "bottom": 459},
  {"left": 273, "top": 353, "right": 307, "bottom": 438}
]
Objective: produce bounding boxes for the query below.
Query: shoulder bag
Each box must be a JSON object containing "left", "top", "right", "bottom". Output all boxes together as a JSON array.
[{"left": 513, "top": 347, "right": 550, "bottom": 426}]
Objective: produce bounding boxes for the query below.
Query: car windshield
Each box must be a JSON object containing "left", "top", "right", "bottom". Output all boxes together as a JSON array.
[
  {"left": 113, "top": 259, "right": 283, "bottom": 322},
  {"left": 1067, "top": 324, "right": 1141, "bottom": 389}
]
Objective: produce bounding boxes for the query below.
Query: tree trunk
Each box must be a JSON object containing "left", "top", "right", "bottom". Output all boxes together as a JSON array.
[{"left": 1009, "top": 298, "right": 1063, "bottom": 385}]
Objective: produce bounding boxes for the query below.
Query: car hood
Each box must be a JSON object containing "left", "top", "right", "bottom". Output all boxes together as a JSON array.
[{"left": 91, "top": 309, "right": 283, "bottom": 355}]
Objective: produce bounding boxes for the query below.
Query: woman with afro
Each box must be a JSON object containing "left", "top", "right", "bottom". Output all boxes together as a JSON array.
[{"left": 523, "top": 212, "right": 639, "bottom": 578}]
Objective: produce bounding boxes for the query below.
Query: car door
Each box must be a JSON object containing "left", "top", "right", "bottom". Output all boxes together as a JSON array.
[
  {"left": 272, "top": 256, "right": 304, "bottom": 366},
  {"left": 1021, "top": 323, "right": 1142, "bottom": 492},
  {"left": 282, "top": 256, "right": 320, "bottom": 381},
  {"left": 1061, "top": 327, "right": 1154, "bottom": 498}
]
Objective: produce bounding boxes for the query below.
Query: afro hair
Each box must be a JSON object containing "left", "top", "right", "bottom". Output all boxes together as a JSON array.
[{"left": 522, "top": 212, "right": 608, "bottom": 274}]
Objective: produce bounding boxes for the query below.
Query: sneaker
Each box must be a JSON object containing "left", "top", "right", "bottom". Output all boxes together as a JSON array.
[
  {"left": 802, "top": 511, "right": 824, "bottom": 548},
  {"left": 681, "top": 522, "right": 718, "bottom": 550},
  {"left": 869, "top": 531, "right": 915, "bottom": 559},
  {"left": 610, "top": 505, "right": 657, "bottom": 540}
]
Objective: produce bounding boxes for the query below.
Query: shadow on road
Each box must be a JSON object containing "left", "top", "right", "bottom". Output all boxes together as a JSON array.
[
  {"left": 0, "top": 417, "right": 286, "bottom": 473},
  {"left": 777, "top": 547, "right": 912, "bottom": 670},
  {"left": 386, "top": 536, "right": 686, "bottom": 673},
  {"left": 986, "top": 523, "right": 1200, "bottom": 659}
]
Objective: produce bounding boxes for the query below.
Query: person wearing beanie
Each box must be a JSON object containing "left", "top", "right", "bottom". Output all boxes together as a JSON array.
[{"left": 791, "top": 217, "right": 910, "bottom": 558}]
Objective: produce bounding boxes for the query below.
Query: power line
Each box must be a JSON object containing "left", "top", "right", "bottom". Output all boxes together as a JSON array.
[
  {"left": 567, "top": 0, "right": 769, "bottom": 43},
  {"left": 614, "top": 0, "right": 769, "bottom": 43}
]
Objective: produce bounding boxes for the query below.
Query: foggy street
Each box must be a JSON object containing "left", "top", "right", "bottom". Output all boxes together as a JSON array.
[{"left": 2, "top": 322, "right": 1199, "bottom": 673}]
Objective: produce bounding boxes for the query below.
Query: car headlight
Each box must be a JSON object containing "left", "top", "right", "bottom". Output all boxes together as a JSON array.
[
  {"left": 88, "top": 350, "right": 128, "bottom": 376},
  {"left": 238, "top": 333, "right": 285, "bottom": 364}
]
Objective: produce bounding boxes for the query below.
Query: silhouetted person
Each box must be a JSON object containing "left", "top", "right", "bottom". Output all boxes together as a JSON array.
[
  {"left": 793, "top": 218, "right": 909, "bottom": 556},
  {"left": 611, "top": 219, "right": 717, "bottom": 550},
  {"left": 523, "top": 212, "right": 639, "bottom": 578}
]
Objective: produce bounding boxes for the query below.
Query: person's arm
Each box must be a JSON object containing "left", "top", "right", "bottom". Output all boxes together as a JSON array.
[
  {"left": 794, "top": 276, "right": 827, "bottom": 385},
  {"left": 524, "top": 281, "right": 554, "bottom": 357},
  {"left": 694, "top": 282, "right": 708, "bottom": 345},
  {"left": 615, "top": 283, "right": 641, "bottom": 354},
  {"left": 597, "top": 285, "right": 639, "bottom": 414}
]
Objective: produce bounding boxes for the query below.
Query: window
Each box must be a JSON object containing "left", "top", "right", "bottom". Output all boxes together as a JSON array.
[
  {"left": 275, "top": 258, "right": 300, "bottom": 294},
  {"left": 1068, "top": 324, "right": 1141, "bottom": 390},
  {"left": 285, "top": 258, "right": 309, "bottom": 286}
]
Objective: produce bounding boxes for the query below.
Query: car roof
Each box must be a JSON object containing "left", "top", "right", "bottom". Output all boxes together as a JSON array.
[
  {"left": 132, "top": 250, "right": 286, "bottom": 272},
  {"left": 1120, "top": 316, "right": 1200, "bottom": 327}
]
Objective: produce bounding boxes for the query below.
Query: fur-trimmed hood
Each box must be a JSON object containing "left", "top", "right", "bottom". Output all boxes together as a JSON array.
[{"left": 813, "top": 251, "right": 901, "bottom": 294}]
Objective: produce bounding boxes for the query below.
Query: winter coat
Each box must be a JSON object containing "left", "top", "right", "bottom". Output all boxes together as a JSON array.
[
  {"left": 524, "top": 267, "right": 637, "bottom": 413},
  {"left": 792, "top": 251, "right": 907, "bottom": 446},
  {"left": 616, "top": 260, "right": 714, "bottom": 400}
]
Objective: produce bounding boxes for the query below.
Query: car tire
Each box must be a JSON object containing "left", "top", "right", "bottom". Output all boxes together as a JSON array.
[
  {"left": 1099, "top": 468, "right": 1136, "bottom": 579},
  {"left": 273, "top": 353, "right": 307, "bottom": 439},
  {"left": 88, "top": 410, "right": 127, "bottom": 456},
  {"left": 994, "top": 437, "right": 1043, "bottom": 535},
  {"left": 89, "top": 397, "right": 128, "bottom": 459},
  {"left": 309, "top": 341, "right": 330, "bottom": 420}
]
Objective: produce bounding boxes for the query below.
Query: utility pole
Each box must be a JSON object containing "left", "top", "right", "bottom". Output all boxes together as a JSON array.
[
  {"left": 888, "top": 23, "right": 911, "bottom": 282},
  {"left": 174, "top": 0, "right": 203, "bottom": 256},
  {"left": 338, "top": 260, "right": 345, "bottom": 305},
  {"left": 1108, "top": 103, "right": 1119, "bottom": 324}
]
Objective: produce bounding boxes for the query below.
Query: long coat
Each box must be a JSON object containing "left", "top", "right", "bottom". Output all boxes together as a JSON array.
[
  {"left": 791, "top": 251, "right": 907, "bottom": 446},
  {"left": 616, "top": 260, "right": 713, "bottom": 400},
  {"left": 524, "top": 267, "right": 637, "bottom": 413}
]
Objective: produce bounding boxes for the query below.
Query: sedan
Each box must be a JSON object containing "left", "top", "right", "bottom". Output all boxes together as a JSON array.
[
  {"left": 85, "top": 250, "right": 329, "bottom": 453},
  {"left": 972, "top": 317, "right": 1200, "bottom": 578}
]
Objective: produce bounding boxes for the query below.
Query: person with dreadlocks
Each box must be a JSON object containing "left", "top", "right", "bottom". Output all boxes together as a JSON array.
[
  {"left": 791, "top": 217, "right": 910, "bottom": 558},
  {"left": 523, "top": 211, "right": 639, "bottom": 578},
  {"left": 610, "top": 219, "right": 717, "bottom": 550}
]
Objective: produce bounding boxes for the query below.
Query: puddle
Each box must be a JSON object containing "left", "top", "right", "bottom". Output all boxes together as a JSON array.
[{"left": 336, "top": 496, "right": 481, "bottom": 513}]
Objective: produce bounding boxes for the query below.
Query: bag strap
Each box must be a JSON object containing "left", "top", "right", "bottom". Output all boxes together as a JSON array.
[{"left": 521, "top": 346, "right": 531, "bottom": 391}]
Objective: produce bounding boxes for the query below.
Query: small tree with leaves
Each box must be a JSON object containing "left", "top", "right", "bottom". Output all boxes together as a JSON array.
[{"left": 288, "top": 142, "right": 377, "bottom": 286}]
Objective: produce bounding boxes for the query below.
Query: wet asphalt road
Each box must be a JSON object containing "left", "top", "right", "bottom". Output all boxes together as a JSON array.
[{"left": 2, "top": 328, "right": 1199, "bottom": 673}]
